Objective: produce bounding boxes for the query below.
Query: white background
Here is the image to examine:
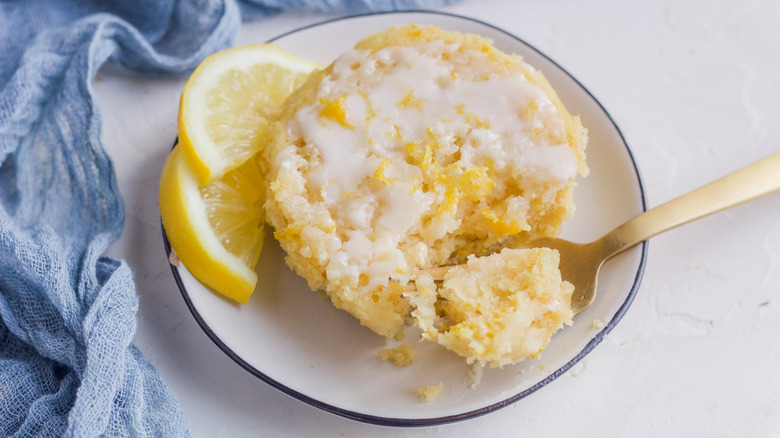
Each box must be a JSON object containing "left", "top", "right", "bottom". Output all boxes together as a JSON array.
[{"left": 99, "top": 0, "right": 780, "bottom": 436}]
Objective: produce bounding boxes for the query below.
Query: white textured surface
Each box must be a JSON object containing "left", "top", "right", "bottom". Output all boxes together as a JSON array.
[{"left": 99, "top": 1, "right": 780, "bottom": 436}]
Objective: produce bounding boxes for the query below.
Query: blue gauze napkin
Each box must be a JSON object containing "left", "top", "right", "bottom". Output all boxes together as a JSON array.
[{"left": 0, "top": 0, "right": 455, "bottom": 436}]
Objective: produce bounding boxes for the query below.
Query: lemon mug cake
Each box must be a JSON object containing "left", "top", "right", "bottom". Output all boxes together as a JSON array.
[{"left": 262, "top": 25, "right": 588, "bottom": 366}]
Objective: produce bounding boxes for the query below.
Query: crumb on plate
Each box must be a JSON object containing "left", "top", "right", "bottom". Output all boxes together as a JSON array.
[
  {"left": 378, "top": 343, "right": 417, "bottom": 367},
  {"left": 418, "top": 382, "right": 444, "bottom": 402}
]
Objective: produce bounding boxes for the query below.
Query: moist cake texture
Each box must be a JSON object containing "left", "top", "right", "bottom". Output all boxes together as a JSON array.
[
  {"left": 410, "top": 248, "right": 574, "bottom": 368},
  {"left": 263, "top": 25, "right": 587, "bottom": 364}
]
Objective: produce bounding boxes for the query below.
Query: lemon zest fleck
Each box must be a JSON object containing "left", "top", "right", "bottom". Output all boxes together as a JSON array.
[{"left": 319, "top": 94, "right": 353, "bottom": 129}]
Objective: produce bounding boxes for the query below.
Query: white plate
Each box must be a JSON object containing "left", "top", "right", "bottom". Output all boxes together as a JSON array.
[{"left": 165, "top": 11, "right": 647, "bottom": 426}]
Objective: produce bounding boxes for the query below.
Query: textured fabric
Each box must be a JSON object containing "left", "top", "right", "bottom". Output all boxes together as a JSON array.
[{"left": 0, "top": 0, "right": 455, "bottom": 436}]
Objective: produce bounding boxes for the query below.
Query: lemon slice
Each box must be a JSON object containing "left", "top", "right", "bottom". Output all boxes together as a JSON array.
[
  {"left": 160, "top": 146, "right": 265, "bottom": 303},
  {"left": 178, "top": 44, "right": 319, "bottom": 184}
]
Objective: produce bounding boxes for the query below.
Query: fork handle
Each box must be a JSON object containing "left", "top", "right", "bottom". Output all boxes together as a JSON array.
[{"left": 599, "top": 151, "right": 780, "bottom": 260}]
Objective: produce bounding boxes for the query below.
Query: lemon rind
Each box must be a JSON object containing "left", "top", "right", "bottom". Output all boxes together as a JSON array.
[
  {"left": 178, "top": 44, "right": 320, "bottom": 184},
  {"left": 160, "top": 146, "right": 257, "bottom": 303}
]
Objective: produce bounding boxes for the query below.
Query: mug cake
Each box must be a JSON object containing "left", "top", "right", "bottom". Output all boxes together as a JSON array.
[{"left": 262, "top": 25, "right": 588, "bottom": 367}]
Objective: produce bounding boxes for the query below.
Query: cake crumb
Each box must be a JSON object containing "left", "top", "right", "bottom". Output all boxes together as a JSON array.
[
  {"left": 168, "top": 249, "right": 180, "bottom": 267},
  {"left": 378, "top": 343, "right": 417, "bottom": 367},
  {"left": 418, "top": 383, "right": 444, "bottom": 402},
  {"left": 591, "top": 319, "right": 606, "bottom": 329}
]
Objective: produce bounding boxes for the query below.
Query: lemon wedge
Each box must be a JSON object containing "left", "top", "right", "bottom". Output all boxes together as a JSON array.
[
  {"left": 178, "top": 44, "right": 319, "bottom": 184},
  {"left": 160, "top": 146, "right": 265, "bottom": 303}
]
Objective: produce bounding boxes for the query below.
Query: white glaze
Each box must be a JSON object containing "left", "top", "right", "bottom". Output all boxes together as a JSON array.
[{"left": 284, "top": 41, "right": 577, "bottom": 282}]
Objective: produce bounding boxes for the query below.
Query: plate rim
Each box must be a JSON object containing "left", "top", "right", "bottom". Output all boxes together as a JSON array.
[{"left": 163, "top": 9, "right": 648, "bottom": 427}]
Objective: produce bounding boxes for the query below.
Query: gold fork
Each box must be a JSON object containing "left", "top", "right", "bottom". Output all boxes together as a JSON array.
[{"left": 419, "top": 151, "right": 780, "bottom": 316}]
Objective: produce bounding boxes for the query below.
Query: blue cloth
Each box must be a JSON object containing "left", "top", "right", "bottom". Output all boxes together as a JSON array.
[{"left": 0, "top": 0, "right": 455, "bottom": 436}]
